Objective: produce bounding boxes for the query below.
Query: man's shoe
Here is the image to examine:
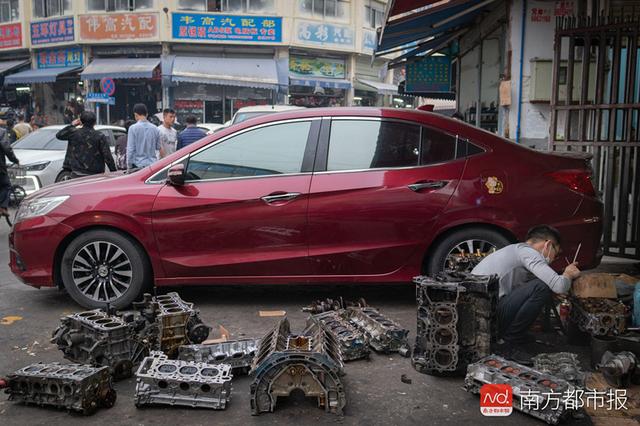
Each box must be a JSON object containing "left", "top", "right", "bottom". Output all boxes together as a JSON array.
[{"left": 504, "top": 347, "right": 534, "bottom": 366}]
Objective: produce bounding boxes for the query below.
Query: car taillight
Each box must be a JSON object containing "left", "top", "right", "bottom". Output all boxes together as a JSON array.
[{"left": 547, "top": 169, "right": 596, "bottom": 196}]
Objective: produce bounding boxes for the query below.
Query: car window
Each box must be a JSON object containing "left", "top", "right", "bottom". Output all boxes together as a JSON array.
[
  {"left": 100, "top": 129, "right": 114, "bottom": 147},
  {"left": 421, "top": 127, "right": 457, "bottom": 165},
  {"left": 12, "top": 129, "right": 59, "bottom": 150},
  {"left": 327, "top": 120, "right": 421, "bottom": 171},
  {"left": 186, "top": 121, "right": 311, "bottom": 181},
  {"left": 112, "top": 130, "right": 126, "bottom": 141}
]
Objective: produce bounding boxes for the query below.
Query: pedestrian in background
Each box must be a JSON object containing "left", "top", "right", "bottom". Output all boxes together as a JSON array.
[
  {"left": 56, "top": 111, "right": 116, "bottom": 179},
  {"left": 13, "top": 113, "right": 32, "bottom": 140},
  {"left": 126, "top": 103, "right": 160, "bottom": 170},
  {"left": 177, "top": 115, "right": 207, "bottom": 150},
  {"left": 115, "top": 120, "right": 135, "bottom": 170},
  {"left": 158, "top": 108, "right": 177, "bottom": 158},
  {"left": 0, "top": 133, "right": 19, "bottom": 217}
]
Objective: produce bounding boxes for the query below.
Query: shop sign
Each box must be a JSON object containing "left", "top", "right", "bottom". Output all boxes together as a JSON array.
[
  {"left": 363, "top": 30, "right": 376, "bottom": 53},
  {"left": 295, "top": 20, "right": 353, "bottom": 47},
  {"left": 79, "top": 13, "right": 158, "bottom": 41},
  {"left": 87, "top": 92, "right": 115, "bottom": 105},
  {"left": 172, "top": 13, "right": 281, "bottom": 43},
  {"left": 405, "top": 56, "right": 451, "bottom": 93},
  {"left": 36, "top": 47, "right": 83, "bottom": 69},
  {"left": 174, "top": 99, "right": 204, "bottom": 122},
  {"left": 289, "top": 56, "right": 345, "bottom": 79},
  {"left": 0, "top": 23, "right": 22, "bottom": 49},
  {"left": 31, "top": 17, "right": 74, "bottom": 45}
]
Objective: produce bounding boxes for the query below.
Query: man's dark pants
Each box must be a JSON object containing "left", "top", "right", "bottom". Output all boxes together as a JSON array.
[
  {"left": 0, "top": 173, "right": 11, "bottom": 209},
  {"left": 497, "top": 279, "right": 552, "bottom": 344}
]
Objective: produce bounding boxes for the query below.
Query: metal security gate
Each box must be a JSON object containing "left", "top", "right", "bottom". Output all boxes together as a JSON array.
[{"left": 550, "top": 15, "right": 640, "bottom": 259}]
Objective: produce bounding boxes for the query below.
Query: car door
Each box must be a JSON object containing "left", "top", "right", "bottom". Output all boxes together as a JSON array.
[
  {"left": 152, "top": 119, "right": 319, "bottom": 279},
  {"left": 307, "top": 117, "right": 467, "bottom": 276}
]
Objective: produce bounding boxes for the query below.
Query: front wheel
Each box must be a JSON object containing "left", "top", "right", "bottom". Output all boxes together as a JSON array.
[
  {"left": 55, "top": 170, "right": 74, "bottom": 183},
  {"left": 61, "top": 230, "right": 151, "bottom": 309}
]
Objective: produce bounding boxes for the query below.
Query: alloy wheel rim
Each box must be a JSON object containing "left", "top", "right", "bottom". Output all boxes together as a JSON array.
[
  {"left": 71, "top": 241, "right": 132, "bottom": 302},
  {"left": 444, "top": 239, "right": 496, "bottom": 272}
]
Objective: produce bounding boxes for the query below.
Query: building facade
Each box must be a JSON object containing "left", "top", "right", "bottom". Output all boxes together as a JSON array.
[{"left": 0, "top": 0, "right": 399, "bottom": 125}]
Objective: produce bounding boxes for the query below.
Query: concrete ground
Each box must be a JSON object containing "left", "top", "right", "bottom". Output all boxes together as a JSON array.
[{"left": 0, "top": 221, "right": 638, "bottom": 425}]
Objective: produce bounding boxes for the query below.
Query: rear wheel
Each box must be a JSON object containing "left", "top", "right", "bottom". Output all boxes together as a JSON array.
[
  {"left": 61, "top": 230, "right": 150, "bottom": 309},
  {"left": 55, "top": 170, "right": 73, "bottom": 182},
  {"left": 426, "top": 227, "right": 511, "bottom": 275}
]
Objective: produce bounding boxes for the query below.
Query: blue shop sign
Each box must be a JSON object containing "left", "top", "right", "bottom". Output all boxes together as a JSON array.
[
  {"left": 406, "top": 56, "right": 452, "bottom": 93},
  {"left": 36, "top": 47, "right": 83, "bottom": 69},
  {"left": 296, "top": 21, "right": 353, "bottom": 47},
  {"left": 363, "top": 30, "right": 376, "bottom": 52},
  {"left": 172, "top": 13, "right": 281, "bottom": 42},
  {"left": 31, "top": 17, "right": 74, "bottom": 45}
]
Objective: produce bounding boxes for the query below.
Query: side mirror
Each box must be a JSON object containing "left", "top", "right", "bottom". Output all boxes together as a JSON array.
[{"left": 166, "top": 163, "right": 185, "bottom": 186}]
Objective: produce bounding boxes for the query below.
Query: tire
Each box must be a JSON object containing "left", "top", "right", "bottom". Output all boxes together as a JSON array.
[
  {"left": 61, "top": 229, "right": 151, "bottom": 309},
  {"left": 425, "top": 227, "right": 511, "bottom": 275},
  {"left": 55, "top": 170, "right": 73, "bottom": 183}
]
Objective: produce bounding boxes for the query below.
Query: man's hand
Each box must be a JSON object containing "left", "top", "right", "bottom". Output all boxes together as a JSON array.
[
  {"left": 562, "top": 262, "right": 581, "bottom": 280},
  {"left": 72, "top": 118, "right": 81, "bottom": 126}
]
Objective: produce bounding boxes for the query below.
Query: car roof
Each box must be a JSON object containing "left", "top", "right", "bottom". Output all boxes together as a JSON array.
[
  {"left": 39, "top": 124, "right": 125, "bottom": 131},
  {"left": 234, "top": 105, "right": 306, "bottom": 113}
]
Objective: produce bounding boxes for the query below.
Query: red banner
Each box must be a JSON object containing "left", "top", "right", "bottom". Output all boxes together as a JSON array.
[{"left": 0, "top": 23, "right": 22, "bottom": 49}]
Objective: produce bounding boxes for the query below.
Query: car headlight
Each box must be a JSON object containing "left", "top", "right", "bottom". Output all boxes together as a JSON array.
[
  {"left": 24, "top": 161, "right": 51, "bottom": 172},
  {"left": 15, "top": 195, "right": 69, "bottom": 223}
]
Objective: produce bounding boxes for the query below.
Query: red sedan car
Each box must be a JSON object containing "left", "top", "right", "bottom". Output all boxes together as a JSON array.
[{"left": 9, "top": 108, "right": 603, "bottom": 308}]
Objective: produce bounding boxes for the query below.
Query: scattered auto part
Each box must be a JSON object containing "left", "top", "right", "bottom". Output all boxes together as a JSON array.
[
  {"left": 345, "top": 307, "right": 409, "bottom": 355},
  {"left": 445, "top": 247, "right": 496, "bottom": 273},
  {"left": 250, "top": 317, "right": 345, "bottom": 416},
  {"left": 2, "top": 362, "right": 116, "bottom": 415},
  {"left": 400, "top": 374, "right": 412, "bottom": 384},
  {"left": 307, "top": 310, "right": 370, "bottom": 361},
  {"left": 51, "top": 309, "right": 147, "bottom": 379},
  {"left": 465, "top": 355, "right": 577, "bottom": 425},
  {"left": 132, "top": 292, "right": 211, "bottom": 356},
  {"left": 532, "top": 352, "right": 586, "bottom": 387},
  {"left": 302, "top": 297, "right": 368, "bottom": 314},
  {"left": 178, "top": 339, "right": 259, "bottom": 374},
  {"left": 134, "top": 351, "right": 232, "bottom": 409},
  {"left": 412, "top": 273, "right": 498, "bottom": 375},
  {"left": 570, "top": 297, "right": 626, "bottom": 336},
  {"left": 598, "top": 351, "right": 640, "bottom": 388}
]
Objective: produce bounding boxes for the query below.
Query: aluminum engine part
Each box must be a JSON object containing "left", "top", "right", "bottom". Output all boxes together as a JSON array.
[
  {"left": 445, "top": 248, "right": 496, "bottom": 273},
  {"left": 132, "top": 292, "right": 211, "bottom": 356},
  {"left": 345, "top": 307, "right": 409, "bottom": 354},
  {"left": 51, "top": 309, "right": 147, "bottom": 379},
  {"left": 135, "top": 351, "right": 232, "bottom": 409},
  {"left": 302, "top": 297, "right": 368, "bottom": 314},
  {"left": 598, "top": 351, "right": 640, "bottom": 388},
  {"left": 250, "top": 317, "right": 345, "bottom": 415},
  {"left": 178, "top": 339, "right": 259, "bottom": 374},
  {"left": 308, "top": 311, "right": 370, "bottom": 361},
  {"left": 532, "top": 352, "right": 586, "bottom": 387},
  {"left": 412, "top": 273, "right": 498, "bottom": 375},
  {"left": 3, "top": 362, "right": 116, "bottom": 415},
  {"left": 570, "top": 297, "right": 626, "bottom": 336},
  {"left": 465, "top": 355, "right": 576, "bottom": 425}
]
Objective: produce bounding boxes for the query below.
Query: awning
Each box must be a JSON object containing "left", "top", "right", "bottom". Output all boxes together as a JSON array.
[
  {"left": 355, "top": 78, "right": 398, "bottom": 95},
  {"left": 81, "top": 57, "right": 160, "bottom": 80},
  {"left": 289, "top": 77, "right": 351, "bottom": 90},
  {"left": 0, "top": 60, "right": 29, "bottom": 75},
  {"left": 387, "top": 0, "right": 444, "bottom": 19},
  {"left": 5, "top": 66, "right": 82, "bottom": 85},
  {"left": 171, "top": 56, "right": 278, "bottom": 90}
]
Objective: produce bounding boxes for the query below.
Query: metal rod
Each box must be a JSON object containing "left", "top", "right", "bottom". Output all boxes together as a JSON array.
[
  {"left": 572, "top": 243, "right": 582, "bottom": 264},
  {"left": 515, "top": 0, "right": 527, "bottom": 143}
]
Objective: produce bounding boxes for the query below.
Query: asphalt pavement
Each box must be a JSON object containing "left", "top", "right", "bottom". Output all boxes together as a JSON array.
[{"left": 0, "top": 220, "right": 637, "bottom": 425}]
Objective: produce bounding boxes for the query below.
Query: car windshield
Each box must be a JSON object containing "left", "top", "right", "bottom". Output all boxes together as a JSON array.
[
  {"left": 12, "top": 128, "right": 66, "bottom": 150},
  {"left": 232, "top": 111, "right": 272, "bottom": 124}
]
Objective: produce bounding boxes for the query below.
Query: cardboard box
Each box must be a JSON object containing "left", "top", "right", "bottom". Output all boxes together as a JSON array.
[{"left": 571, "top": 273, "right": 618, "bottom": 299}]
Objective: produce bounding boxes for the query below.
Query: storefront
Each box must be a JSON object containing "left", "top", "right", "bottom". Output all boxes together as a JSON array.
[
  {"left": 0, "top": 20, "right": 31, "bottom": 115},
  {"left": 288, "top": 54, "right": 350, "bottom": 107},
  {"left": 353, "top": 57, "right": 396, "bottom": 107}
]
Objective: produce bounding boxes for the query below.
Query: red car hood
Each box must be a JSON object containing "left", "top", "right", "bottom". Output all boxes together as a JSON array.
[{"left": 27, "top": 171, "right": 132, "bottom": 200}]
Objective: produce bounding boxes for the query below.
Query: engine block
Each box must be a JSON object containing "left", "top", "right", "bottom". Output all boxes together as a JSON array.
[
  {"left": 465, "top": 355, "right": 577, "bottom": 425},
  {"left": 307, "top": 311, "right": 370, "bottom": 361},
  {"left": 412, "top": 273, "right": 498, "bottom": 375},
  {"left": 134, "top": 351, "right": 232, "bottom": 410},
  {"left": 3, "top": 362, "right": 116, "bottom": 415},
  {"left": 178, "top": 339, "right": 259, "bottom": 374},
  {"left": 345, "top": 307, "right": 409, "bottom": 354},
  {"left": 250, "top": 317, "right": 345, "bottom": 415},
  {"left": 570, "top": 297, "right": 626, "bottom": 336},
  {"left": 51, "top": 309, "right": 146, "bottom": 379},
  {"left": 532, "top": 352, "right": 586, "bottom": 387}
]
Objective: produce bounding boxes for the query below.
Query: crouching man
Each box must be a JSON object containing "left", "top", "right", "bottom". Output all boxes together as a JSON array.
[{"left": 472, "top": 225, "right": 581, "bottom": 365}]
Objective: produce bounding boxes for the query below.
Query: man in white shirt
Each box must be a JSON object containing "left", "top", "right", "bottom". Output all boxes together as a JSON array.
[{"left": 157, "top": 108, "right": 177, "bottom": 158}]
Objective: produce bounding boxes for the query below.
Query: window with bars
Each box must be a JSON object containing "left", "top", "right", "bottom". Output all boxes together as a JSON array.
[
  {"left": 87, "top": 0, "right": 154, "bottom": 12},
  {"left": 364, "top": 1, "right": 384, "bottom": 28},
  {"left": 299, "top": 0, "right": 350, "bottom": 21},
  {"left": 33, "top": 0, "right": 72, "bottom": 18},
  {"left": 0, "top": 0, "right": 19, "bottom": 23},
  {"left": 177, "top": 0, "right": 275, "bottom": 13}
]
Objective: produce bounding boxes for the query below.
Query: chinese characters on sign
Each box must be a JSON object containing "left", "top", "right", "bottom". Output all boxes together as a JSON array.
[
  {"left": 554, "top": 1, "right": 575, "bottom": 16},
  {"left": 406, "top": 56, "right": 451, "bottom": 93},
  {"left": 31, "top": 17, "right": 74, "bottom": 45},
  {"left": 296, "top": 21, "right": 353, "bottom": 47},
  {"left": 36, "top": 47, "right": 83, "bottom": 69},
  {"left": 363, "top": 30, "right": 376, "bottom": 53},
  {"left": 172, "top": 13, "right": 282, "bottom": 43},
  {"left": 520, "top": 388, "right": 628, "bottom": 411},
  {"left": 80, "top": 13, "right": 158, "bottom": 41},
  {"left": 531, "top": 6, "right": 552, "bottom": 23},
  {"left": 0, "top": 23, "right": 21, "bottom": 49}
]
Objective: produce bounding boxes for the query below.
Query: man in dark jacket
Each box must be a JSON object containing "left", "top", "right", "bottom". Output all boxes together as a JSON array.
[
  {"left": 177, "top": 115, "right": 207, "bottom": 150},
  {"left": 56, "top": 111, "right": 116, "bottom": 178},
  {"left": 0, "top": 136, "right": 19, "bottom": 216}
]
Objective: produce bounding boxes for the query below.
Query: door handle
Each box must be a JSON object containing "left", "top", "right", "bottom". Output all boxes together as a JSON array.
[
  {"left": 407, "top": 181, "right": 448, "bottom": 192},
  {"left": 260, "top": 192, "right": 301, "bottom": 204}
]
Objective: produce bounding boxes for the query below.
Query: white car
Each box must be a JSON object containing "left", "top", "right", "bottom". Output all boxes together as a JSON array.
[
  {"left": 198, "top": 123, "right": 226, "bottom": 134},
  {"left": 224, "top": 105, "right": 306, "bottom": 127},
  {"left": 12, "top": 125, "right": 126, "bottom": 194}
]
